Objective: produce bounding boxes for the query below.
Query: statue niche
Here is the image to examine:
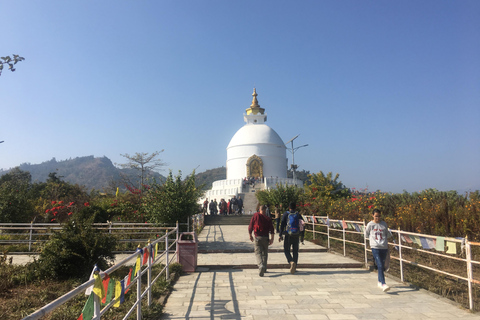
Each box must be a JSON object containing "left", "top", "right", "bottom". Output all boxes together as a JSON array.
[{"left": 246, "top": 155, "right": 263, "bottom": 178}]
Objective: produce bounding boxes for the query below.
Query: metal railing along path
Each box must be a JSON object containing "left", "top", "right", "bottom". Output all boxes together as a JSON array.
[
  {"left": 303, "top": 214, "right": 480, "bottom": 311},
  {"left": 22, "top": 223, "right": 180, "bottom": 320}
]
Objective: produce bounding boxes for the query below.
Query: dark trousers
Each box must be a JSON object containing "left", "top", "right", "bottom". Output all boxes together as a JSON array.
[
  {"left": 283, "top": 234, "right": 299, "bottom": 264},
  {"left": 372, "top": 248, "right": 388, "bottom": 284}
]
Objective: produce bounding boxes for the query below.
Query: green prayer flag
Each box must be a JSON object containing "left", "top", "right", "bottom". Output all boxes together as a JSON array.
[
  {"left": 435, "top": 236, "right": 445, "bottom": 251},
  {"left": 105, "top": 279, "right": 115, "bottom": 305},
  {"left": 81, "top": 293, "right": 94, "bottom": 320}
]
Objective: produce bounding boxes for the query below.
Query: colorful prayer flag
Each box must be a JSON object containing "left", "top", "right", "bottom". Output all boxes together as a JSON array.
[
  {"left": 104, "top": 277, "right": 115, "bottom": 305},
  {"left": 77, "top": 292, "right": 94, "bottom": 320},
  {"left": 446, "top": 241, "right": 457, "bottom": 254},
  {"left": 143, "top": 247, "right": 149, "bottom": 265},
  {"left": 403, "top": 235, "right": 413, "bottom": 243},
  {"left": 93, "top": 273, "right": 105, "bottom": 300},
  {"left": 435, "top": 237, "right": 445, "bottom": 251},
  {"left": 155, "top": 243, "right": 159, "bottom": 259},
  {"left": 353, "top": 223, "right": 361, "bottom": 232},
  {"left": 420, "top": 237, "right": 435, "bottom": 249},
  {"left": 124, "top": 268, "right": 132, "bottom": 294},
  {"left": 114, "top": 280, "right": 125, "bottom": 308},
  {"left": 342, "top": 220, "right": 348, "bottom": 229}
]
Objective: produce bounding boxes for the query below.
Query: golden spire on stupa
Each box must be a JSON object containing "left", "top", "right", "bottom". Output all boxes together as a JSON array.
[{"left": 245, "top": 88, "right": 265, "bottom": 115}]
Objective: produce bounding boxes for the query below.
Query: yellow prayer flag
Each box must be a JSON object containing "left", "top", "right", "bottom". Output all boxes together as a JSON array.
[
  {"left": 114, "top": 281, "right": 121, "bottom": 307},
  {"left": 155, "top": 243, "right": 158, "bottom": 259},
  {"left": 134, "top": 255, "right": 141, "bottom": 276},
  {"left": 116, "top": 187, "right": 119, "bottom": 197},
  {"left": 93, "top": 273, "right": 105, "bottom": 299},
  {"left": 446, "top": 241, "right": 457, "bottom": 254}
]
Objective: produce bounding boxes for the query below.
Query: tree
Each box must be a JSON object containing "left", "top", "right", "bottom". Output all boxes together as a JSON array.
[
  {"left": 142, "top": 171, "right": 202, "bottom": 228},
  {"left": 117, "top": 151, "right": 165, "bottom": 192},
  {"left": 255, "top": 183, "right": 303, "bottom": 212},
  {"left": 0, "top": 168, "right": 34, "bottom": 223},
  {"left": 0, "top": 55, "right": 25, "bottom": 76}
]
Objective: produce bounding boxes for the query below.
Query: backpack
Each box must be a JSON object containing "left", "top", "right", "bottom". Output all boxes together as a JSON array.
[{"left": 286, "top": 211, "right": 300, "bottom": 236}]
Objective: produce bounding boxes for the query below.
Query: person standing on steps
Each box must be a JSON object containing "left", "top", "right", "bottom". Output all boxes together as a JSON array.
[
  {"left": 365, "top": 208, "right": 392, "bottom": 292},
  {"left": 274, "top": 204, "right": 282, "bottom": 233},
  {"left": 279, "top": 202, "right": 304, "bottom": 274},
  {"left": 248, "top": 204, "right": 275, "bottom": 277}
]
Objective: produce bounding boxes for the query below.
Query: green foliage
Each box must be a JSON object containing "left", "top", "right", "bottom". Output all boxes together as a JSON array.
[
  {"left": 0, "top": 54, "right": 24, "bottom": 76},
  {"left": 142, "top": 171, "right": 202, "bottom": 228},
  {"left": 0, "top": 168, "right": 34, "bottom": 223},
  {"left": 37, "top": 214, "right": 116, "bottom": 280},
  {"left": 255, "top": 183, "right": 303, "bottom": 211}
]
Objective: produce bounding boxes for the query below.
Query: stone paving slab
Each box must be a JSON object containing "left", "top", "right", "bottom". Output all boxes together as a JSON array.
[
  {"left": 161, "top": 225, "right": 480, "bottom": 319},
  {"left": 161, "top": 267, "right": 480, "bottom": 320}
]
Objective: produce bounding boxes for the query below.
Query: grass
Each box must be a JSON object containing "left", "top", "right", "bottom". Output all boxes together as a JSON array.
[{"left": 0, "top": 255, "right": 183, "bottom": 320}]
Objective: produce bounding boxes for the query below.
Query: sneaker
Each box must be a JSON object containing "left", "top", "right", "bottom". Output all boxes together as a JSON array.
[
  {"left": 382, "top": 284, "right": 390, "bottom": 292},
  {"left": 259, "top": 268, "right": 264, "bottom": 277},
  {"left": 377, "top": 282, "right": 382, "bottom": 288},
  {"left": 290, "top": 261, "right": 296, "bottom": 274}
]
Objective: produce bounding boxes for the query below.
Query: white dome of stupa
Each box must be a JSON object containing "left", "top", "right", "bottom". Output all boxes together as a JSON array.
[
  {"left": 203, "top": 88, "right": 301, "bottom": 202},
  {"left": 226, "top": 89, "right": 287, "bottom": 180}
]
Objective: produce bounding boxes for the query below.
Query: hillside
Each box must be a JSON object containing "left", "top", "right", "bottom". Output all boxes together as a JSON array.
[
  {"left": 194, "top": 167, "right": 226, "bottom": 190},
  {"left": 0, "top": 156, "right": 166, "bottom": 192}
]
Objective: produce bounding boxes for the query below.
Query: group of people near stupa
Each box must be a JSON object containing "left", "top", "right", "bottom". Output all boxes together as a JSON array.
[
  {"left": 203, "top": 196, "right": 243, "bottom": 215},
  {"left": 242, "top": 176, "right": 263, "bottom": 189}
]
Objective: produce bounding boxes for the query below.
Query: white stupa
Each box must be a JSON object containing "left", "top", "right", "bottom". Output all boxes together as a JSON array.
[{"left": 205, "top": 89, "right": 302, "bottom": 200}]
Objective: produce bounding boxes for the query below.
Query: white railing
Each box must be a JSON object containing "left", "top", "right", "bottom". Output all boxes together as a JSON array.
[
  {"left": 303, "top": 215, "right": 480, "bottom": 310},
  {"left": 22, "top": 223, "right": 180, "bottom": 320},
  {"left": 0, "top": 221, "right": 189, "bottom": 253}
]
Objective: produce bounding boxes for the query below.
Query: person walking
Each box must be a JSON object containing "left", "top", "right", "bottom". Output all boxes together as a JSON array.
[
  {"left": 365, "top": 208, "right": 392, "bottom": 292},
  {"left": 248, "top": 204, "right": 275, "bottom": 277},
  {"left": 237, "top": 196, "right": 243, "bottom": 215},
  {"left": 274, "top": 204, "right": 282, "bottom": 233},
  {"left": 279, "top": 202, "right": 304, "bottom": 274}
]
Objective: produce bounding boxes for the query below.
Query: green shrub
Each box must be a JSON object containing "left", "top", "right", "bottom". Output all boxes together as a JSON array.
[{"left": 37, "top": 215, "right": 116, "bottom": 280}]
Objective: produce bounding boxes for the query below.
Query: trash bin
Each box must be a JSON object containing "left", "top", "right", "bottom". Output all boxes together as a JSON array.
[{"left": 176, "top": 232, "right": 198, "bottom": 272}]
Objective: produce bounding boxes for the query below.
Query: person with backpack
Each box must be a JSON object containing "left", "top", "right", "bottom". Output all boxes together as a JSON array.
[
  {"left": 248, "top": 204, "right": 275, "bottom": 277},
  {"left": 279, "top": 202, "right": 304, "bottom": 274}
]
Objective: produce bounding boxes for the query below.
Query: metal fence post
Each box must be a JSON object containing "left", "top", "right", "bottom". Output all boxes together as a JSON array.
[
  {"left": 137, "top": 249, "right": 142, "bottom": 320},
  {"left": 165, "top": 230, "right": 170, "bottom": 281},
  {"left": 312, "top": 216, "right": 315, "bottom": 240},
  {"left": 28, "top": 221, "right": 34, "bottom": 252},
  {"left": 327, "top": 216, "right": 330, "bottom": 249},
  {"left": 93, "top": 291, "right": 101, "bottom": 320},
  {"left": 363, "top": 220, "right": 368, "bottom": 267},
  {"left": 466, "top": 236, "right": 473, "bottom": 310},
  {"left": 147, "top": 240, "right": 152, "bottom": 307},
  {"left": 398, "top": 228, "right": 404, "bottom": 282}
]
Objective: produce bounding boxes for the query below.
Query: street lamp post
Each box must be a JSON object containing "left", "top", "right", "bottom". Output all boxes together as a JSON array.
[{"left": 285, "top": 135, "right": 308, "bottom": 185}]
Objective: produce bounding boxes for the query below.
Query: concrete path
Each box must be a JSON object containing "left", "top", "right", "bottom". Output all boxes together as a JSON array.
[{"left": 161, "top": 225, "right": 480, "bottom": 320}]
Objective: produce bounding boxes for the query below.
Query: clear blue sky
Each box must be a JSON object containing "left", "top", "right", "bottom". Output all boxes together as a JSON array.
[{"left": 1, "top": 1, "right": 479, "bottom": 193}]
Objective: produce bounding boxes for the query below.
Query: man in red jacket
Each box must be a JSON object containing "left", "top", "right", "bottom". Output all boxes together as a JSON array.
[{"left": 248, "top": 205, "right": 275, "bottom": 277}]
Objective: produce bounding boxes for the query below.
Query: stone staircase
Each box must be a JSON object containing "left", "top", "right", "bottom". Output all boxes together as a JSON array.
[
  {"left": 239, "top": 182, "right": 264, "bottom": 214},
  {"left": 204, "top": 214, "right": 252, "bottom": 225}
]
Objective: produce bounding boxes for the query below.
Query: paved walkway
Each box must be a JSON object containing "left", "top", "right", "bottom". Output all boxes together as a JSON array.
[{"left": 161, "top": 225, "right": 480, "bottom": 320}]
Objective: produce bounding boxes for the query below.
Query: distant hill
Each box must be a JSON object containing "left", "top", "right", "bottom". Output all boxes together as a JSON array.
[
  {"left": 194, "top": 167, "right": 226, "bottom": 190},
  {"left": 0, "top": 156, "right": 166, "bottom": 192}
]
